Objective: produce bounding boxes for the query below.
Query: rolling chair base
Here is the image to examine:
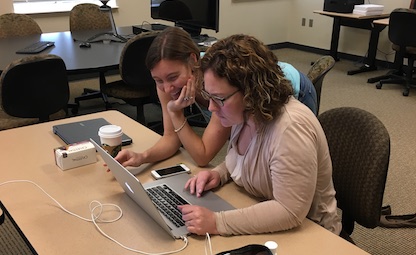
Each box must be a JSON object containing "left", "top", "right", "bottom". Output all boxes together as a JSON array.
[
  {"left": 72, "top": 88, "right": 111, "bottom": 114},
  {"left": 375, "top": 73, "right": 416, "bottom": 97},
  {"left": 368, "top": 69, "right": 404, "bottom": 83}
]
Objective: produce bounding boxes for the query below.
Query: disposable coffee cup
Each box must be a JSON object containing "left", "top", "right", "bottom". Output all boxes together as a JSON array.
[
  {"left": 98, "top": 125, "right": 123, "bottom": 157},
  {"left": 264, "top": 241, "right": 278, "bottom": 255}
]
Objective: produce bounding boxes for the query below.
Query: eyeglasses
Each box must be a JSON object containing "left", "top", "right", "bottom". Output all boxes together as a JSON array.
[{"left": 200, "top": 89, "right": 240, "bottom": 107}]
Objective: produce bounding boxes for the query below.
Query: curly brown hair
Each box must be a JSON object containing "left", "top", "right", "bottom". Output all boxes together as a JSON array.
[{"left": 198, "top": 34, "right": 293, "bottom": 126}]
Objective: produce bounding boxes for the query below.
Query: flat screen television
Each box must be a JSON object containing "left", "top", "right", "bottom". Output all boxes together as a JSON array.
[{"left": 151, "top": 0, "right": 219, "bottom": 36}]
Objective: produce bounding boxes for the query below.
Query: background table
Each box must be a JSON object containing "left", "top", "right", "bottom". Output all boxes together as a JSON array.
[
  {"left": 373, "top": 17, "right": 389, "bottom": 26},
  {"left": 314, "top": 10, "right": 389, "bottom": 75},
  {"left": 0, "top": 27, "right": 135, "bottom": 75},
  {"left": 0, "top": 110, "right": 370, "bottom": 255}
]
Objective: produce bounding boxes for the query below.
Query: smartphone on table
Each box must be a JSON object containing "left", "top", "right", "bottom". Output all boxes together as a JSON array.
[{"left": 151, "top": 163, "right": 191, "bottom": 179}]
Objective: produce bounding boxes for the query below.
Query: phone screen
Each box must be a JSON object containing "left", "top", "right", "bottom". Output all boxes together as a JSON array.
[{"left": 155, "top": 165, "right": 186, "bottom": 176}]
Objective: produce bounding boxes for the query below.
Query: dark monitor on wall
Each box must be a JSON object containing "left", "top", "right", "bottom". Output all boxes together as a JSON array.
[{"left": 151, "top": 0, "right": 219, "bottom": 36}]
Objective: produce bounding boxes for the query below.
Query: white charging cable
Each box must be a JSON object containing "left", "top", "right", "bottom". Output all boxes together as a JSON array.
[
  {"left": 205, "top": 232, "right": 213, "bottom": 255},
  {"left": 0, "top": 180, "right": 188, "bottom": 254}
]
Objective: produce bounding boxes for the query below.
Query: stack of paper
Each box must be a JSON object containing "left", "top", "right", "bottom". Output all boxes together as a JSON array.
[{"left": 353, "top": 4, "right": 384, "bottom": 16}]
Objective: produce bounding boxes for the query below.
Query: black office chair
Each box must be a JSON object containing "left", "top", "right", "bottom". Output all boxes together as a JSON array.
[
  {"left": 373, "top": 8, "right": 416, "bottom": 96},
  {"left": 307, "top": 55, "right": 335, "bottom": 114},
  {"left": 318, "top": 107, "right": 390, "bottom": 244},
  {"left": 69, "top": 3, "right": 113, "bottom": 112},
  {"left": 0, "top": 54, "right": 70, "bottom": 130},
  {"left": 69, "top": 3, "right": 112, "bottom": 31},
  {"left": 0, "top": 13, "right": 42, "bottom": 39},
  {"left": 101, "top": 31, "right": 161, "bottom": 125}
]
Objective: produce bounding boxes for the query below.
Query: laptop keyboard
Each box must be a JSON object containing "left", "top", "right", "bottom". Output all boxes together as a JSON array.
[
  {"left": 146, "top": 184, "right": 189, "bottom": 227},
  {"left": 16, "top": 41, "right": 55, "bottom": 54}
]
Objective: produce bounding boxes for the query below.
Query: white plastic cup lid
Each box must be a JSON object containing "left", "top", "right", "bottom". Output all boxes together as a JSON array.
[
  {"left": 98, "top": 125, "right": 123, "bottom": 138},
  {"left": 264, "top": 241, "right": 278, "bottom": 254}
]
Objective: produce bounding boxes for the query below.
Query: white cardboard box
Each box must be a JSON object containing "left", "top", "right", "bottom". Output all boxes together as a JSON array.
[
  {"left": 353, "top": 9, "right": 383, "bottom": 16},
  {"left": 354, "top": 4, "right": 384, "bottom": 11},
  {"left": 54, "top": 141, "right": 97, "bottom": 170}
]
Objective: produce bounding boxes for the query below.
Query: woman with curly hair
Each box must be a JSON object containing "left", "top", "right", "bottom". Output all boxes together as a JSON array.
[{"left": 180, "top": 34, "right": 341, "bottom": 236}]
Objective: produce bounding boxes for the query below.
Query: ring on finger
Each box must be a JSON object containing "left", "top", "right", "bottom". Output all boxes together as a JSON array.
[{"left": 183, "top": 97, "right": 189, "bottom": 101}]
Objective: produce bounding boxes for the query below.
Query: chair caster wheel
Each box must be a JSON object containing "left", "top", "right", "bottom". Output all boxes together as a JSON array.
[
  {"left": 376, "top": 83, "right": 382, "bottom": 89},
  {"left": 403, "top": 90, "right": 409, "bottom": 96}
]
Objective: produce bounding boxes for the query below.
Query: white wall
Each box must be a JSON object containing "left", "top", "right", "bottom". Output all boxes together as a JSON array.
[
  {"left": 0, "top": 0, "right": 14, "bottom": 15},
  {"left": 24, "top": 0, "right": 290, "bottom": 45},
  {"left": 1, "top": 0, "right": 412, "bottom": 63},
  {"left": 216, "top": 0, "right": 291, "bottom": 44}
]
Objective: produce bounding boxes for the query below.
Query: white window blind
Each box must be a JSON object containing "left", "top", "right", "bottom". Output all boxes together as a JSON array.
[{"left": 13, "top": 0, "right": 118, "bottom": 14}]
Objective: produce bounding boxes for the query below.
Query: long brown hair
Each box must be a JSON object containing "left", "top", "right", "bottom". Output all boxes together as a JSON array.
[{"left": 145, "top": 27, "right": 200, "bottom": 70}]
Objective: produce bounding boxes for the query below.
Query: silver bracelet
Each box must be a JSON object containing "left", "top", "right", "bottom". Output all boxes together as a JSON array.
[{"left": 174, "top": 118, "right": 187, "bottom": 133}]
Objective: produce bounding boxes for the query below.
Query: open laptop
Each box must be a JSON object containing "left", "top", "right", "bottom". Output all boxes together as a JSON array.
[
  {"left": 53, "top": 118, "right": 132, "bottom": 146},
  {"left": 90, "top": 138, "right": 234, "bottom": 239}
]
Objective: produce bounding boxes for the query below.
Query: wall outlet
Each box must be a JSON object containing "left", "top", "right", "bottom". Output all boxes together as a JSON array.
[
  {"left": 302, "top": 18, "right": 306, "bottom": 26},
  {"left": 309, "top": 19, "right": 313, "bottom": 27}
]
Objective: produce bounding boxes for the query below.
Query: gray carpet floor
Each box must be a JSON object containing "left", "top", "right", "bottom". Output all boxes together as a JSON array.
[
  {"left": 2, "top": 48, "right": 415, "bottom": 255},
  {"left": 0, "top": 211, "right": 34, "bottom": 255}
]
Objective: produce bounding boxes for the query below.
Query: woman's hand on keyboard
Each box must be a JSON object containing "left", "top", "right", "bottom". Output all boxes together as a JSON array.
[
  {"left": 178, "top": 204, "right": 219, "bottom": 235},
  {"left": 184, "top": 170, "right": 220, "bottom": 198}
]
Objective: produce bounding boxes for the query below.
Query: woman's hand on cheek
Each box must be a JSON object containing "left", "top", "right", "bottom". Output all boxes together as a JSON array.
[
  {"left": 167, "top": 81, "right": 196, "bottom": 114},
  {"left": 187, "top": 76, "right": 196, "bottom": 99}
]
